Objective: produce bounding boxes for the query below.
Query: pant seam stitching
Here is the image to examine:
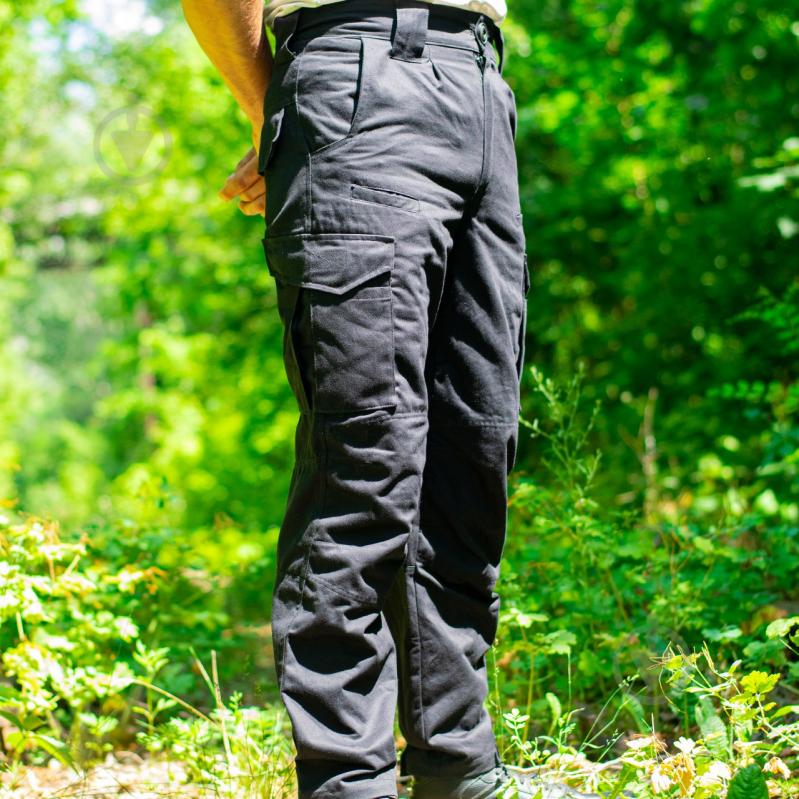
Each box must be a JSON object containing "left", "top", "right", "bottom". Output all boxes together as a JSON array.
[
  {"left": 428, "top": 417, "right": 519, "bottom": 428},
  {"left": 409, "top": 553, "right": 427, "bottom": 742}
]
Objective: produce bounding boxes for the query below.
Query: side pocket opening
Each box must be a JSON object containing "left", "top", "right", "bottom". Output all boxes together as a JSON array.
[
  {"left": 515, "top": 254, "right": 530, "bottom": 386},
  {"left": 296, "top": 37, "right": 366, "bottom": 154},
  {"left": 258, "top": 105, "right": 286, "bottom": 176}
]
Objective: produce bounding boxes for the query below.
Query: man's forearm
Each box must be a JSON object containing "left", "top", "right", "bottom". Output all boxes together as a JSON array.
[{"left": 181, "top": 0, "right": 273, "bottom": 132}]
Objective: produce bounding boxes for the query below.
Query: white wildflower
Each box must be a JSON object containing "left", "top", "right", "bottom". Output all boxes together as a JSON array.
[
  {"left": 767, "top": 779, "right": 783, "bottom": 798},
  {"left": 674, "top": 737, "right": 696, "bottom": 754},
  {"left": 627, "top": 734, "right": 665, "bottom": 751},
  {"left": 764, "top": 758, "right": 791, "bottom": 780},
  {"left": 698, "top": 761, "right": 731, "bottom": 786},
  {"left": 651, "top": 765, "right": 672, "bottom": 793}
]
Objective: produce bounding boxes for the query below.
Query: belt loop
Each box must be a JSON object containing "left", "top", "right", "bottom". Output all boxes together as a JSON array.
[
  {"left": 495, "top": 23, "right": 505, "bottom": 74},
  {"left": 390, "top": 0, "right": 430, "bottom": 61},
  {"left": 275, "top": 7, "right": 301, "bottom": 60}
]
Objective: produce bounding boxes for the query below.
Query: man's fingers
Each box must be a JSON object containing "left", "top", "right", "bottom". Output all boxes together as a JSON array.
[
  {"left": 239, "top": 180, "right": 266, "bottom": 203},
  {"left": 219, "top": 165, "right": 259, "bottom": 200},
  {"left": 237, "top": 148, "right": 257, "bottom": 170},
  {"left": 239, "top": 194, "right": 266, "bottom": 216},
  {"left": 217, "top": 144, "right": 268, "bottom": 216},
  {"left": 219, "top": 147, "right": 261, "bottom": 201}
]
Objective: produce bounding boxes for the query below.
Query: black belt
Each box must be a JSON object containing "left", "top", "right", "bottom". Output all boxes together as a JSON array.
[{"left": 273, "top": 0, "right": 506, "bottom": 74}]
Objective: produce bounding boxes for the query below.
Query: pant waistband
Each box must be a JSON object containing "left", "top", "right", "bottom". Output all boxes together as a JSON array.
[{"left": 272, "top": 0, "right": 504, "bottom": 72}]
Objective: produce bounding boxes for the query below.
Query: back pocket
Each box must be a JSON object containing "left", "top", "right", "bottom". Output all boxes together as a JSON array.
[{"left": 263, "top": 233, "right": 397, "bottom": 414}]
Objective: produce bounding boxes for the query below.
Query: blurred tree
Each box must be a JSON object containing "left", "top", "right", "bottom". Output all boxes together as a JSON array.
[
  {"left": 1, "top": 0, "right": 296, "bottom": 529},
  {"left": 1, "top": 0, "right": 797, "bottom": 528},
  {"left": 505, "top": 0, "right": 799, "bottom": 502}
]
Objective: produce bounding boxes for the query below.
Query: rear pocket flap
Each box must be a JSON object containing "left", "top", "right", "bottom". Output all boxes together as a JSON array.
[{"left": 262, "top": 233, "right": 395, "bottom": 294}]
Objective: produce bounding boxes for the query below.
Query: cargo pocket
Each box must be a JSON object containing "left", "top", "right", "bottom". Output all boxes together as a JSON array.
[{"left": 263, "top": 233, "right": 397, "bottom": 414}]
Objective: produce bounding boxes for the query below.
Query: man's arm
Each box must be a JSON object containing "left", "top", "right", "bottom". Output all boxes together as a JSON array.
[{"left": 181, "top": 0, "right": 273, "bottom": 215}]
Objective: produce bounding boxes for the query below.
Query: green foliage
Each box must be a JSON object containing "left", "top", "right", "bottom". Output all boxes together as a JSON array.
[
  {"left": 727, "top": 764, "right": 769, "bottom": 799},
  {"left": 0, "top": 508, "right": 276, "bottom": 769},
  {"left": 138, "top": 689, "right": 296, "bottom": 798},
  {"left": 495, "top": 365, "right": 799, "bottom": 751},
  {"left": 2, "top": 0, "right": 799, "bottom": 792},
  {"left": 1, "top": 0, "right": 296, "bottom": 529},
  {"left": 0, "top": 515, "right": 137, "bottom": 728},
  {"left": 507, "top": 0, "right": 799, "bottom": 501},
  {"left": 494, "top": 646, "right": 799, "bottom": 798},
  {"left": 694, "top": 695, "right": 728, "bottom": 760},
  {"left": 0, "top": 507, "right": 292, "bottom": 791}
]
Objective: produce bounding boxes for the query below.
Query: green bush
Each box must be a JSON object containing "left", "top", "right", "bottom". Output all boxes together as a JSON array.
[{"left": 494, "top": 361, "right": 799, "bottom": 748}]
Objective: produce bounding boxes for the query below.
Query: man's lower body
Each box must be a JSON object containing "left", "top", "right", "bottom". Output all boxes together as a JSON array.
[{"left": 259, "top": 2, "right": 528, "bottom": 796}]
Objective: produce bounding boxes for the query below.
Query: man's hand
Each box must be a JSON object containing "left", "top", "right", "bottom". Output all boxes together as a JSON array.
[
  {"left": 180, "top": 0, "right": 272, "bottom": 218},
  {"left": 219, "top": 145, "right": 266, "bottom": 217}
]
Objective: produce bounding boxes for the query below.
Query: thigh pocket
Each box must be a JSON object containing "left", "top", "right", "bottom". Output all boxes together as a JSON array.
[
  {"left": 296, "top": 36, "right": 369, "bottom": 154},
  {"left": 263, "top": 233, "right": 397, "bottom": 414}
]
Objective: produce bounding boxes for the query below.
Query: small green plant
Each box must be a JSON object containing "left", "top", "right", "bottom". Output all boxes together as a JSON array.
[
  {"left": 0, "top": 512, "right": 138, "bottom": 767},
  {"left": 0, "top": 507, "right": 294, "bottom": 797},
  {"left": 137, "top": 652, "right": 295, "bottom": 799},
  {"left": 0, "top": 506, "right": 241, "bottom": 772},
  {"left": 496, "top": 644, "right": 798, "bottom": 798},
  {"left": 132, "top": 640, "right": 176, "bottom": 742},
  {"left": 522, "top": 365, "right": 602, "bottom": 505}
]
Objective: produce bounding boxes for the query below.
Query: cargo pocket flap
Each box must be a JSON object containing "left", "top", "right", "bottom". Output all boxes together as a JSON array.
[
  {"left": 262, "top": 233, "right": 395, "bottom": 295},
  {"left": 258, "top": 106, "right": 285, "bottom": 176}
]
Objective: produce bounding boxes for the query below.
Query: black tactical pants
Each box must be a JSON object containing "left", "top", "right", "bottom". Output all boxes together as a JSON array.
[{"left": 259, "top": 2, "right": 528, "bottom": 797}]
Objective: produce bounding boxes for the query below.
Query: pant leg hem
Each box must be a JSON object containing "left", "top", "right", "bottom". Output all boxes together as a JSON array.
[
  {"left": 299, "top": 773, "right": 398, "bottom": 799},
  {"left": 400, "top": 745, "right": 501, "bottom": 779}
]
